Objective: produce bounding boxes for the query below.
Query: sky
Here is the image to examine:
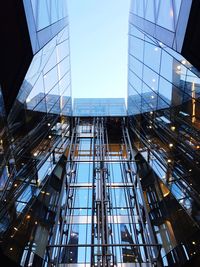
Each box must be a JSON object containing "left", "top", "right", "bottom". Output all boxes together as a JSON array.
[{"left": 67, "top": 0, "right": 130, "bottom": 100}]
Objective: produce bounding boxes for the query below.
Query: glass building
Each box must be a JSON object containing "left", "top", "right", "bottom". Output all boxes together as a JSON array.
[
  {"left": 0, "top": 1, "right": 72, "bottom": 265},
  {"left": 128, "top": 0, "right": 200, "bottom": 266},
  {"left": 0, "top": 1, "right": 200, "bottom": 267},
  {"left": 73, "top": 98, "right": 127, "bottom": 117}
]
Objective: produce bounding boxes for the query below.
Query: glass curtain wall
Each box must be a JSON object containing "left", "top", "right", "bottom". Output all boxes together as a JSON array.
[
  {"left": 128, "top": 1, "right": 200, "bottom": 266},
  {"left": 45, "top": 117, "right": 160, "bottom": 266}
]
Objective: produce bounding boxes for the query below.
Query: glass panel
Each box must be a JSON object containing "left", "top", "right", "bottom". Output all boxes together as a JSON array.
[
  {"left": 129, "top": 55, "right": 143, "bottom": 78},
  {"left": 74, "top": 188, "right": 92, "bottom": 208},
  {"left": 37, "top": 0, "right": 50, "bottom": 30},
  {"left": 44, "top": 65, "right": 58, "bottom": 93},
  {"left": 129, "top": 37, "right": 144, "bottom": 61},
  {"left": 160, "top": 50, "right": 173, "bottom": 83},
  {"left": 76, "top": 163, "right": 92, "bottom": 183},
  {"left": 157, "top": 0, "right": 174, "bottom": 31},
  {"left": 143, "top": 66, "right": 159, "bottom": 92},
  {"left": 144, "top": 41, "right": 161, "bottom": 73},
  {"left": 129, "top": 70, "right": 142, "bottom": 95},
  {"left": 26, "top": 73, "right": 45, "bottom": 108},
  {"left": 159, "top": 77, "right": 173, "bottom": 104},
  {"left": 61, "top": 224, "right": 91, "bottom": 263},
  {"left": 145, "top": 0, "right": 155, "bottom": 22}
]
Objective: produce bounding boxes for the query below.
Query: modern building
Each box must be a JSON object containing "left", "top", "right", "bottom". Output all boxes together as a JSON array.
[
  {"left": 128, "top": 0, "right": 200, "bottom": 266},
  {"left": 0, "top": 1, "right": 72, "bottom": 265},
  {"left": 0, "top": 1, "right": 200, "bottom": 267}
]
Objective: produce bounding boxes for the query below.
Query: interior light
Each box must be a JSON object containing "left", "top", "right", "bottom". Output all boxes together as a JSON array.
[
  {"left": 181, "top": 60, "right": 186, "bottom": 64},
  {"left": 152, "top": 78, "right": 156, "bottom": 82},
  {"left": 176, "top": 65, "right": 181, "bottom": 70},
  {"left": 14, "top": 227, "right": 18, "bottom": 231},
  {"left": 171, "top": 126, "right": 176, "bottom": 131},
  {"left": 48, "top": 135, "right": 52, "bottom": 139},
  {"left": 169, "top": 143, "right": 173, "bottom": 148},
  {"left": 154, "top": 47, "right": 158, "bottom": 51},
  {"left": 150, "top": 111, "right": 153, "bottom": 115},
  {"left": 33, "top": 152, "right": 38, "bottom": 157},
  {"left": 189, "top": 169, "right": 192, "bottom": 172},
  {"left": 151, "top": 95, "right": 155, "bottom": 99},
  {"left": 192, "top": 241, "right": 196, "bottom": 245},
  {"left": 167, "top": 159, "right": 172, "bottom": 163},
  {"left": 47, "top": 123, "right": 51, "bottom": 127},
  {"left": 26, "top": 215, "right": 31, "bottom": 219},
  {"left": 9, "top": 248, "right": 13, "bottom": 251},
  {"left": 14, "top": 183, "right": 18, "bottom": 187}
]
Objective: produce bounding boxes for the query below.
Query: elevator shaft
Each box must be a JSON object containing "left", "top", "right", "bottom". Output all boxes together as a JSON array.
[{"left": 47, "top": 117, "right": 160, "bottom": 266}]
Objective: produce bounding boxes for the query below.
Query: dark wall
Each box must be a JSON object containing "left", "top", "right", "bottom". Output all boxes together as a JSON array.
[
  {"left": 0, "top": 0, "right": 33, "bottom": 115},
  {"left": 182, "top": 0, "right": 200, "bottom": 71}
]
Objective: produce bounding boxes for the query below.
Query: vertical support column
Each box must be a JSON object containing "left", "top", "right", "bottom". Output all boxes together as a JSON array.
[{"left": 122, "top": 119, "right": 160, "bottom": 265}]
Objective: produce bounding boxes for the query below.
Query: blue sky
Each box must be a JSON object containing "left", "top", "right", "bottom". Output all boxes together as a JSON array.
[{"left": 67, "top": 0, "right": 130, "bottom": 100}]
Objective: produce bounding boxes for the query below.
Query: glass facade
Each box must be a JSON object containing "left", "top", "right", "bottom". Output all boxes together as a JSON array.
[
  {"left": 0, "top": 2, "right": 71, "bottom": 265},
  {"left": 1, "top": 118, "right": 162, "bottom": 266},
  {"left": 73, "top": 98, "right": 126, "bottom": 117},
  {"left": 129, "top": 0, "right": 192, "bottom": 52},
  {"left": 128, "top": 1, "right": 200, "bottom": 266},
  {"left": 1, "top": 0, "right": 200, "bottom": 266}
]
